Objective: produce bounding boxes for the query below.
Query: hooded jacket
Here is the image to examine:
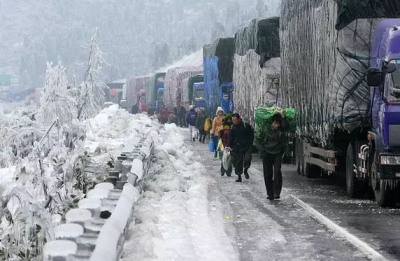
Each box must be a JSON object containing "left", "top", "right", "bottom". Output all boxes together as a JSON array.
[{"left": 186, "top": 109, "right": 197, "bottom": 126}]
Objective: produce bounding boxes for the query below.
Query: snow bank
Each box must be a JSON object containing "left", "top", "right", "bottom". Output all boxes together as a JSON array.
[{"left": 121, "top": 123, "right": 238, "bottom": 261}]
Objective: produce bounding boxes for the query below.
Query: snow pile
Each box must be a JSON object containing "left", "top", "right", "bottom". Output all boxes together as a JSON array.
[
  {"left": 121, "top": 123, "right": 238, "bottom": 261},
  {"left": 85, "top": 104, "right": 157, "bottom": 161},
  {"left": 0, "top": 102, "right": 160, "bottom": 259}
]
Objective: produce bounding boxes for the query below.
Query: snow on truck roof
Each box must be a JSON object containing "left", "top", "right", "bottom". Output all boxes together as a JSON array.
[{"left": 157, "top": 49, "right": 203, "bottom": 73}]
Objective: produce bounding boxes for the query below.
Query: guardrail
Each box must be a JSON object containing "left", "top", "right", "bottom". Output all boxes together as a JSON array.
[{"left": 43, "top": 136, "right": 154, "bottom": 261}]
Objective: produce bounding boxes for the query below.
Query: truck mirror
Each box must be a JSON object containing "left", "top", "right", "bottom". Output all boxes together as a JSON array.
[
  {"left": 367, "top": 68, "right": 383, "bottom": 87},
  {"left": 384, "top": 63, "right": 397, "bottom": 74}
]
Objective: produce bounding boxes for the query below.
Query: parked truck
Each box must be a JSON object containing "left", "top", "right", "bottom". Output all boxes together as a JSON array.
[
  {"left": 281, "top": 0, "right": 400, "bottom": 207},
  {"left": 182, "top": 74, "right": 204, "bottom": 109},
  {"left": 233, "top": 17, "right": 280, "bottom": 125},
  {"left": 146, "top": 72, "right": 166, "bottom": 112},
  {"left": 125, "top": 75, "right": 150, "bottom": 112},
  {"left": 203, "top": 38, "right": 235, "bottom": 116}
]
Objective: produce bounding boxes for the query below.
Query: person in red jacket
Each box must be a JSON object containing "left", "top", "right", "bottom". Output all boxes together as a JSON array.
[
  {"left": 218, "top": 113, "right": 233, "bottom": 176},
  {"left": 160, "top": 106, "right": 169, "bottom": 124}
]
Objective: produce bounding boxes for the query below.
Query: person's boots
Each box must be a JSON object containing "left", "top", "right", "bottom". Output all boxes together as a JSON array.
[
  {"left": 235, "top": 175, "right": 242, "bottom": 182},
  {"left": 244, "top": 168, "right": 249, "bottom": 179}
]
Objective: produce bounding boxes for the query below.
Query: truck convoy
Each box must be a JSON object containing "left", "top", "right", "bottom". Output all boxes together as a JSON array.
[{"left": 281, "top": 0, "right": 400, "bottom": 207}]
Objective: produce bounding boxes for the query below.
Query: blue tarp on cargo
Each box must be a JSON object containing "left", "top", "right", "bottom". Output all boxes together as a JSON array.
[{"left": 203, "top": 38, "right": 234, "bottom": 117}]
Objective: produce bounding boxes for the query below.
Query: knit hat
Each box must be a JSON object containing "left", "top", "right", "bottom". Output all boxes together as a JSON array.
[{"left": 216, "top": 106, "right": 224, "bottom": 115}]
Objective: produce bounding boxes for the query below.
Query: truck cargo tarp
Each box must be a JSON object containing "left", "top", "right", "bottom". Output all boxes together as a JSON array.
[
  {"left": 281, "top": 0, "right": 387, "bottom": 148},
  {"left": 203, "top": 38, "right": 234, "bottom": 83},
  {"left": 335, "top": 0, "right": 400, "bottom": 30},
  {"left": 203, "top": 38, "right": 235, "bottom": 116},
  {"left": 234, "top": 17, "right": 280, "bottom": 57},
  {"left": 164, "top": 67, "right": 203, "bottom": 109},
  {"left": 233, "top": 53, "right": 280, "bottom": 125},
  {"left": 126, "top": 76, "right": 150, "bottom": 110}
]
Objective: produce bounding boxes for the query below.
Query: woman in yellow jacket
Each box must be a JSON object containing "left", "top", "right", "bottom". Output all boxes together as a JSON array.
[{"left": 210, "top": 106, "right": 224, "bottom": 151}]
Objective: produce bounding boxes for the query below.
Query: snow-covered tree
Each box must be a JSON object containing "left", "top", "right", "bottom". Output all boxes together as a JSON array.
[
  {"left": 37, "top": 62, "right": 76, "bottom": 126},
  {"left": 77, "top": 31, "right": 106, "bottom": 120}
]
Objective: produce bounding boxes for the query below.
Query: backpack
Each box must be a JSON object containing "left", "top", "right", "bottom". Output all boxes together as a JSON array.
[{"left": 204, "top": 118, "right": 212, "bottom": 132}]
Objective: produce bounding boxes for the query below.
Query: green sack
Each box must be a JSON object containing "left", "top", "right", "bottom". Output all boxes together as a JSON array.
[{"left": 254, "top": 106, "right": 297, "bottom": 144}]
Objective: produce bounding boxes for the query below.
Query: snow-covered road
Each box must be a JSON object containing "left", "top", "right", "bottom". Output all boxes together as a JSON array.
[{"left": 121, "top": 126, "right": 379, "bottom": 261}]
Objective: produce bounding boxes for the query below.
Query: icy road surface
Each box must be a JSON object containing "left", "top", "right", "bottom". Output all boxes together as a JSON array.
[{"left": 122, "top": 126, "right": 396, "bottom": 261}]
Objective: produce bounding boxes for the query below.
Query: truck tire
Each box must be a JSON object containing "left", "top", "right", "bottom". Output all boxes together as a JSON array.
[
  {"left": 302, "top": 158, "right": 318, "bottom": 178},
  {"left": 346, "top": 143, "right": 359, "bottom": 198},
  {"left": 370, "top": 153, "right": 396, "bottom": 207}
]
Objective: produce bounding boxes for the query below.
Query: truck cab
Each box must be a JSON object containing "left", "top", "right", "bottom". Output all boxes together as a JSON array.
[
  {"left": 193, "top": 82, "right": 206, "bottom": 108},
  {"left": 365, "top": 20, "right": 400, "bottom": 206}
]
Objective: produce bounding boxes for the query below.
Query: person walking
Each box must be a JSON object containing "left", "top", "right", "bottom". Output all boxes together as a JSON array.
[
  {"left": 218, "top": 113, "right": 233, "bottom": 176},
  {"left": 196, "top": 108, "right": 207, "bottom": 143},
  {"left": 186, "top": 105, "right": 198, "bottom": 141},
  {"left": 160, "top": 106, "right": 169, "bottom": 124},
  {"left": 255, "top": 109, "right": 287, "bottom": 200},
  {"left": 227, "top": 113, "right": 254, "bottom": 182},
  {"left": 210, "top": 107, "right": 224, "bottom": 152},
  {"left": 179, "top": 104, "right": 187, "bottom": 127}
]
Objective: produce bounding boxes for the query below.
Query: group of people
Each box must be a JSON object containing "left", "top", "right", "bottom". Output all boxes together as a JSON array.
[{"left": 185, "top": 105, "right": 288, "bottom": 200}]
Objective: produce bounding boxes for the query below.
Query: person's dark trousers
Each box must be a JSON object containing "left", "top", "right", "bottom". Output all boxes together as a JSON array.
[
  {"left": 232, "top": 151, "right": 244, "bottom": 175},
  {"left": 198, "top": 130, "right": 206, "bottom": 143},
  {"left": 212, "top": 135, "right": 219, "bottom": 151},
  {"left": 178, "top": 116, "right": 184, "bottom": 127},
  {"left": 262, "top": 152, "right": 283, "bottom": 198},
  {"left": 243, "top": 148, "right": 252, "bottom": 173}
]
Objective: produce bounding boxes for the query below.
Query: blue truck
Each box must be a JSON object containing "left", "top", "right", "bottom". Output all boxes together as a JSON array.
[
  {"left": 146, "top": 72, "right": 166, "bottom": 112},
  {"left": 203, "top": 38, "right": 235, "bottom": 116},
  {"left": 192, "top": 82, "right": 206, "bottom": 109},
  {"left": 281, "top": 0, "right": 400, "bottom": 207}
]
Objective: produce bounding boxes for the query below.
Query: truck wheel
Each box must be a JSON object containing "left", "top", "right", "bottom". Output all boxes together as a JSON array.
[
  {"left": 303, "top": 158, "right": 318, "bottom": 178},
  {"left": 370, "top": 153, "right": 396, "bottom": 207},
  {"left": 346, "top": 143, "right": 359, "bottom": 198}
]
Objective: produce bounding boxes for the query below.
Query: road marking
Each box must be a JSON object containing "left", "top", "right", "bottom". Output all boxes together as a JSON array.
[{"left": 289, "top": 194, "right": 386, "bottom": 261}]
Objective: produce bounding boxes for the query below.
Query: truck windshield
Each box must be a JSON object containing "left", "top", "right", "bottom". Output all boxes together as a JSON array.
[
  {"left": 194, "top": 90, "right": 204, "bottom": 100},
  {"left": 386, "top": 62, "right": 400, "bottom": 102}
]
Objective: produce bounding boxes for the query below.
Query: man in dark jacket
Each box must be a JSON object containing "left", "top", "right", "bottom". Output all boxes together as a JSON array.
[
  {"left": 178, "top": 104, "right": 187, "bottom": 127},
  {"left": 255, "top": 109, "right": 287, "bottom": 200},
  {"left": 186, "top": 105, "right": 198, "bottom": 141},
  {"left": 195, "top": 109, "right": 207, "bottom": 143},
  {"left": 228, "top": 113, "right": 254, "bottom": 182}
]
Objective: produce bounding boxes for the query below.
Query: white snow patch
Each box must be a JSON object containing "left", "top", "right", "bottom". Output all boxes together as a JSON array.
[
  {"left": 87, "top": 188, "right": 110, "bottom": 199},
  {"left": 54, "top": 223, "right": 84, "bottom": 239},
  {"left": 65, "top": 208, "right": 92, "bottom": 224},
  {"left": 95, "top": 182, "right": 114, "bottom": 190},
  {"left": 131, "top": 159, "right": 143, "bottom": 180},
  {"left": 122, "top": 123, "right": 238, "bottom": 261},
  {"left": 43, "top": 240, "right": 77, "bottom": 258}
]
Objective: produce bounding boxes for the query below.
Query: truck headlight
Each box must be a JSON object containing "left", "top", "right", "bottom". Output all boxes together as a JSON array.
[{"left": 380, "top": 156, "right": 400, "bottom": 165}]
